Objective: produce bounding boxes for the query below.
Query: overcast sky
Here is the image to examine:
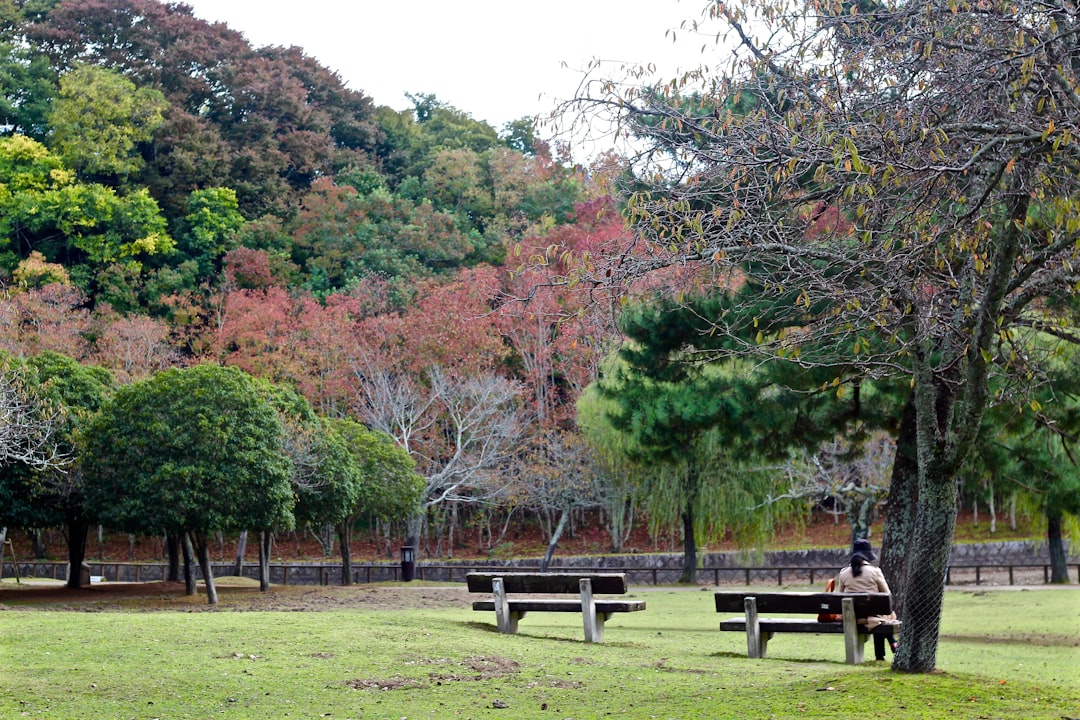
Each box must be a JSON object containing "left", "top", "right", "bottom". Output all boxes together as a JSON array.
[{"left": 180, "top": 0, "right": 720, "bottom": 130}]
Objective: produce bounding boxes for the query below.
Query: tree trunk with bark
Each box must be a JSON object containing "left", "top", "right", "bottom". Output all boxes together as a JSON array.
[
  {"left": 337, "top": 521, "right": 353, "bottom": 585},
  {"left": 1046, "top": 511, "right": 1071, "bottom": 584},
  {"left": 258, "top": 531, "right": 271, "bottom": 592},
  {"left": 193, "top": 530, "right": 218, "bottom": 605},
  {"left": 232, "top": 530, "right": 248, "bottom": 576},
  {"left": 30, "top": 528, "right": 47, "bottom": 559},
  {"left": 63, "top": 515, "right": 90, "bottom": 590},
  {"left": 166, "top": 533, "right": 180, "bottom": 582},
  {"left": 894, "top": 456, "right": 958, "bottom": 672},
  {"left": 181, "top": 532, "right": 197, "bottom": 596},
  {"left": 679, "top": 507, "right": 697, "bottom": 584},
  {"left": 880, "top": 394, "right": 919, "bottom": 620},
  {"left": 540, "top": 507, "right": 570, "bottom": 572}
]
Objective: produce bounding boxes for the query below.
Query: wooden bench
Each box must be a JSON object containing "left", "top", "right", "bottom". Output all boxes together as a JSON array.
[
  {"left": 467, "top": 572, "right": 646, "bottom": 643},
  {"left": 715, "top": 591, "right": 898, "bottom": 664}
]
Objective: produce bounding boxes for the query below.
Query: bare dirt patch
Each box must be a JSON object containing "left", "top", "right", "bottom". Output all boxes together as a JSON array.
[
  {"left": 0, "top": 579, "right": 472, "bottom": 613},
  {"left": 346, "top": 655, "right": 521, "bottom": 691}
]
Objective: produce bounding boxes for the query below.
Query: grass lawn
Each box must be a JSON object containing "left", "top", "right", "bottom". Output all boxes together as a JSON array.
[{"left": 1, "top": 583, "right": 1077, "bottom": 719}]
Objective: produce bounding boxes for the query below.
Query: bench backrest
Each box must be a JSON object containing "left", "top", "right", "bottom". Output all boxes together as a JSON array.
[
  {"left": 714, "top": 591, "right": 892, "bottom": 616},
  {"left": 466, "top": 572, "right": 629, "bottom": 595}
]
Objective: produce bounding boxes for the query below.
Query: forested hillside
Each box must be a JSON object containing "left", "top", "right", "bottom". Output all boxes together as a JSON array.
[
  {"left": 0, "top": 0, "right": 643, "bottom": 564},
  {"left": 2, "top": 0, "right": 1072, "bottom": 591}
]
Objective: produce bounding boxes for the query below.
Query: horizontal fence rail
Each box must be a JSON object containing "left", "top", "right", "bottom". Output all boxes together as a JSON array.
[{"left": 3, "top": 560, "right": 1077, "bottom": 587}]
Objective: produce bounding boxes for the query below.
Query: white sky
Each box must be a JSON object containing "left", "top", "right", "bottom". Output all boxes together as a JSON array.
[{"left": 179, "top": 0, "right": 723, "bottom": 130}]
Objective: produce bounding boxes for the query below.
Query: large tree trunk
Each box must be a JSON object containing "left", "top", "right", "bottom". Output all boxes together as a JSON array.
[
  {"left": 337, "top": 522, "right": 353, "bottom": 586},
  {"left": 166, "top": 533, "right": 180, "bottom": 582},
  {"left": 894, "top": 456, "right": 957, "bottom": 672},
  {"left": 258, "top": 531, "right": 271, "bottom": 592},
  {"left": 540, "top": 507, "right": 570, "bottom": 572},
  {"left": 193, "top": 531, "right": 218, "bottom": 605},
  {"left": 679, "top": 507, "right": 697, "bottom": 584},
  {"left": 181, "top": 532, "right": 197, "bottom": 596},
  {"left": 232, "top": 530, "right": 248, "bottom": 576},
  {"left": 1047, "top": 511, "right": 1070, "bottom": 584},
  {"left": 63, "top": 515, "right": 90, "bottom": 590},
  {"left": 405, "top": 512, "right": 424, "bottom": 557},
  {"left": 29, "top": 528, "right": 47, "bottom": 559},
  {"left": 880, "top": 393, "right": 919, "bottom": 619}
]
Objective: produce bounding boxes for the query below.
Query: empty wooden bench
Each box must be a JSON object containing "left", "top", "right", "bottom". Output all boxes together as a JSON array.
[
  {"left": 715, "top": 591, "right": 898, "bottom": 664},
  {"left": 467, "top": 572, "right": 646, "bottom": 643}
]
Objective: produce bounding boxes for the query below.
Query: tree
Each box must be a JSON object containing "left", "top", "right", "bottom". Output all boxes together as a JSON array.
[
  {"left": 0, "top": 280, "right": 91, "bottom": 361},
  {"left": 509, "top": 427, "right": 613, "bottom": 571},
  {"left": 83, "top": 364, "right": 294, "bottom": 604},
  {"left": 586, "top": 344, "right": 784, "bottom": 583},
  {"left": 771, "top": 432, "right": 895, "bottom": 545},
  {"left": 329, "top": 417, "right": 423, "bottom": 583},
  {"left": 568, "top": 0, "right": 1080, "bottom": 671},
  {"left": 350, "top": 362, "right": 527, "bottom": 552},
  {"left": 0, "top": 352, "right": 113, "bottom": 588},
  {"left": 0, "top": 354, "right": 65, "bottom": 471},
  {"left": 0, "top": 39, "right": 56, "bottom": 139},
  {"left": 980, "top": 344, "right": 1080, "bottom": 583},
  {"left": 48, "top": 63, "right": 167, "bottom": 184},
  {"left": 21, "top": 0, "right": 378, "bottom": 218},
  {"left": 0, "top": 135, "right": 174, "bottom": 274},
  {"left": 178, "top": 187, "right": 245, "bottom": 281}
]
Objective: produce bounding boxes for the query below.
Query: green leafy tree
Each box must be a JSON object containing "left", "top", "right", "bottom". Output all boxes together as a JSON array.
[
  {"left": 979, "top": 344, "right": 1080, "bottom": 583},
  {"left": 0, "top": 40, "right": 56, "bottom": 139},
  {"left": 0, "top": 135, "right": 174, "bottom": 276},
  {"left": 83, "top": 364, "right": 294, "bottom": 605},
  {"left": 329, "top": 417, "right": 423, "bottom": 584},
  {"left": 48, "top": 63, "right": 167, "bottom": 184},
  {"left": 179, "top": 187, "right": 245, "bottom": 281},
  {"left": 587, "top": 340, "right": 780, "bottom": 583},
  {"left": 22, "top": 0, "right": 378, "bottom": 219},
  {"left": 0, "top": 351, "right": 113, "bottom": 589}
]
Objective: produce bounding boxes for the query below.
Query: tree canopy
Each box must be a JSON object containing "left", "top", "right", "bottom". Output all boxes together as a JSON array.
[{"left": 83, "top": 364, "right": 294, "bottom": 602}]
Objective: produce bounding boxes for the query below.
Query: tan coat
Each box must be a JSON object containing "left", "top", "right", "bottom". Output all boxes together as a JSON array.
[{"left": 835, "top": 564, "right": 898, "bottom": 629}]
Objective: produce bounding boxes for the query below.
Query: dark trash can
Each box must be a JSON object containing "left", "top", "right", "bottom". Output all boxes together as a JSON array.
[{"left": 401, "top": 545, "right": 416, "bottom": 582}]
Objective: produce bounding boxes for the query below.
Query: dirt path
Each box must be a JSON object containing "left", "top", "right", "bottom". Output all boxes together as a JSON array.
[{"left": 0, "top": 579, "right": 472, "bottom": 612}]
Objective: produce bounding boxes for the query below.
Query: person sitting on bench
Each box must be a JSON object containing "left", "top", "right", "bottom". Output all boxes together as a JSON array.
[{"left": 836, "top": 539, "right": 900, "bottom": 661}]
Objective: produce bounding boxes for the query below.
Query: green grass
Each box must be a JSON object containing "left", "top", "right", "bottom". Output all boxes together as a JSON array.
[{"left": 1, "top": 586, "right": 1077, "bottom": 719}]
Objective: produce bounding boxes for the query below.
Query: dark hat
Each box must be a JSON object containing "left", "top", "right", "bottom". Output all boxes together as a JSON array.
[{"left": 852, "top": 538, "right": 877, "bottom": 562}]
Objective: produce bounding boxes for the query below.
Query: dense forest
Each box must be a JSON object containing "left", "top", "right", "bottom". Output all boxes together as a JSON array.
[{"left": 0, "top": 0, "right": 642, "bottom": 568}]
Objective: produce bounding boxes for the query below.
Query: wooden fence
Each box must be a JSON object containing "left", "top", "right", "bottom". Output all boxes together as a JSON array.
[{"left": 4, "top": 560, "right": 1077, "bottom": 586}]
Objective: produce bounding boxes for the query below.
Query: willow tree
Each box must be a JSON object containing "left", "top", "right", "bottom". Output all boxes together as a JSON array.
[
  {"left": 583, "top": 343, "right": 782, "bottom": 584},
  {"left": 566, "top": 0, "right": 1080, "bottom": 671}
]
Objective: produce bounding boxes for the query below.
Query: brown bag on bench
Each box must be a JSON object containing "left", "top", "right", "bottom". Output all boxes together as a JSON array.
[{"left": 817, "top": 578, "right": 842, "bottom": 623}]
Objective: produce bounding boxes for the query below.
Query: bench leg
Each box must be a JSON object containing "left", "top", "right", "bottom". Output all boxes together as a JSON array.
[
  {"left": 841, "top": 597, "right": 865, "bottom": 664},
  {"left": 744, "top": 597, "right": 768, "bottom": 658},
  {"left": 580, "top": 578, "right": 602, "bottom": 643},
  {"left": 492, "top": 577, "right": 518, "bottom": 634}
]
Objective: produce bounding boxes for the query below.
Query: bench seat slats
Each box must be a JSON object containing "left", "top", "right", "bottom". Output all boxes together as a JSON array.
[
  {"left": 714, "top": 591, "right": 892, "bottom": 616},
  {"left": 473, "top": 599, "right": 646, "bottom": 613},
  {"left": 466, "top": 572, "right": 629, "bottom": 595}
]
